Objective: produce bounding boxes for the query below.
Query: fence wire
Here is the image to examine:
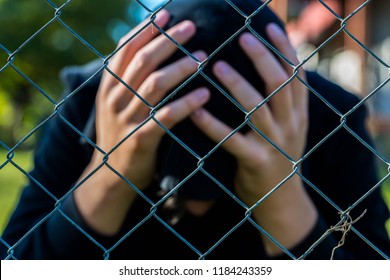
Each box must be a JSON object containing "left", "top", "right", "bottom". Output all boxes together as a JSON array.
[{"left": 1, "top": 0, "right": 390, "bottom": 260}]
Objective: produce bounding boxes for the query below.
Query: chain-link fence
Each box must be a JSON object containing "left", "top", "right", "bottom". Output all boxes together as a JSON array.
[{"left": 1, "top": 0, "right": 390, "bottom": 260}]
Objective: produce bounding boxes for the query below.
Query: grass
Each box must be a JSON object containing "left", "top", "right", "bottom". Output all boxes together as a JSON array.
[
  {"left": 379, "top": 169, "right": 390, "bottom": 237},
  {"left": 0, "top": 150, "right": 389, "bottom": 237},
  {"left": 0, "top": 149, "right": 33, "bottom": 233}
]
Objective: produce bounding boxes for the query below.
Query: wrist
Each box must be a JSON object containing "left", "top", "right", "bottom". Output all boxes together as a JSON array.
[
  {"left": 239, "top": 177, "right": 318, "bottom": 256},
  {"left": 74, "top": 159, "right": 138, "bottom": 236}
]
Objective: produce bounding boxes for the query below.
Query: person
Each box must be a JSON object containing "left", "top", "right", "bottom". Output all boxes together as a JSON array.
[{"left": 1, "top": 0, "right": 389, "bottom": 260}]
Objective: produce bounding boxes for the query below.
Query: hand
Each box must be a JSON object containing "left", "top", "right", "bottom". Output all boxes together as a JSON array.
[
  {"left": 75, "top": 10, "right": 210, "bottom": 235},
  {"left": 192, "top": 23, "right": 308, "bottom": 205},
  {"left": 191, "top": 23, "right": 317, "bottom": 256},
  {"left": 94, "top": 11, "right": 209, "bottom": 190}
]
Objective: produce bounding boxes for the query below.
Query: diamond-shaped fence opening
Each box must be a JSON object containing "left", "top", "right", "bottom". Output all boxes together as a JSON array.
[
  {"left": 0, "top": 0, "right": 390, "bottom": 260},
  {"left": 0, "top": 144, "right": 32, "bottom": 235}
]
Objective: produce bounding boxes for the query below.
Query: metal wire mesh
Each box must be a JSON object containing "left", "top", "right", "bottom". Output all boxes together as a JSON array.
[{"left": 1, "top": 0, "right": 390, "bottom": 260}]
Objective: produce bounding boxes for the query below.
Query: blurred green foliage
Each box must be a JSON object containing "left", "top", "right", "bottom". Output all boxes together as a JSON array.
[
  {"left": 0, "top": 149, "right": 33, "bottom": 233},
  {"left": 0, "top": 0, "right": 141, "bottom": 147}
]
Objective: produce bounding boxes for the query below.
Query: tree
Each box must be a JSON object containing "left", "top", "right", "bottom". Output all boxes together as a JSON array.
[{"left": 0, "top": 0, "right": 138, "bottom": 147}]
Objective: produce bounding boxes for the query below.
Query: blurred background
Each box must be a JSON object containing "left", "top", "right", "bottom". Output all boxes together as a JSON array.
[
  {"left": 1, "top": 0, "right": 389, "bottom": 235},
  {"left": 0, "top": 0, "right": 144, "bottom": 232}
]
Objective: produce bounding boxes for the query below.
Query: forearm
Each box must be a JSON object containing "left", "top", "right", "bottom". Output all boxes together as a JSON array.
[{"left": 74, "top": 157, "right": 138, "bottom": 236}]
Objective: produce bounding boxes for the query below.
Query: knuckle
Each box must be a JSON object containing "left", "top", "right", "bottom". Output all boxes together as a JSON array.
[
  {"left": 270, "top": 74, "right": 289, "bottom": 90},
  {"left": 284, "top": 125, "right": 296, "bottom": 139},
  {"left": 158, "top": 106, "right": 176, "bottom": 125},
  {"left": 147, "top": 72, "right": 167, "bottom": 93},
  {"left": 227, "top": 72, "right": 241, "bottom": 86},
  {"left": 180, "top": 56, "right": 198, "bottom": 72},
  {"left": 133, "top": 120, "right": 159, "bottom": 145},
  {"left": 222, "top": 70, "right": 242, "bottom": 89},
  {"left": 284, "top": 112, "right": 308, "bottom": 140},
  {"left": 298, "top": 109, "right": 309, "bottom": 128},
  {"left": 277, "top": 73, "right": 290, "bottom": 85},
  {"left": 105, "top": 94, "right": 118, "bottom": 109},
  {"left": 134, "top": 49, "right": 152, "bottom": 69},
  {"left": 129, "top": 129, "right": 149, "bottom": 151},
  {"left": 103, "top": 88, "right": 121, "bottom": 109},
  {"left": 99, "top": 85, "right": 131, "bottom": 113},
  {"left": 132, "top": 127, "right": 147, "bottom": 142}
]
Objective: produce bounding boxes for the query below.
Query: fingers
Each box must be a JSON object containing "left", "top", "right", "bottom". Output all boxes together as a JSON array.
[
  {"left": 266, "top": 23, "right": 308, "bottom": 114},
  {"left": 238, "top": 32, "right": 293, "bottom": 123},
  {"left": 100, "top": 10, "right": 171, "bottom": 94},
  {"left": 266, "top": 24, "right": 300, "bottom": 71},
  {"left": 144, "top": 88, "right": 211, "bottom": 139},
  {"left": 190, "top": 108, "right": 247, "bottom": 159},
  {"left": 213, "top": 61, "right": 274, "bottom": 133},
  {"left": 207, "top": 25, "right": 308, "bottom": 147},
  {"left": 100, "top": 12, "right": 197, "bottom": 102},
  {"left": 114, "top": 10, "right": 171, "bottom": 77},
  {"left": 123, "top": 51, "right": 207, "bottom": 119},
  {"left": 98, "top": 14, "right": 198, "bottom": 115},
  {"left": 120, "top": 20, "right": 196, "bottom": 91}
]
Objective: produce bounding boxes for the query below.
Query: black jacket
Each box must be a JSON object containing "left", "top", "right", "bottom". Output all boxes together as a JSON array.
[{"left": 1, "top": 60, "right": 389, "bottom": 260}]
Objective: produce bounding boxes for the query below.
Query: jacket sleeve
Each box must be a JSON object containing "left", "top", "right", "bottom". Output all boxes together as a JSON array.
[
  {"left": 0, "top": 61, "right": 111, "bottom": 259},
  {"left": 272, "top": 72, "right": 390, "bottom": 260},
  {"left": 300, "top": 71, "right": 390, "bottom": 259}
]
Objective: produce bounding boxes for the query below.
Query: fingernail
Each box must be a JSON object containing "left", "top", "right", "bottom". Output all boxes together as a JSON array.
[
  {"left": 192, "top": 51, "right": 207, "bottom": 62},
  {"left": 240, "top": 33, "right": 258, "bottom": 47},
  {"left": 178, "top": 20, "right": 195, "bottom": 33},
  {"left": 214, "top": 61, "right": 230, "bottom": 76},
  {"left": 155, "top": 9, "right": 169, "bottom": 20}
]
